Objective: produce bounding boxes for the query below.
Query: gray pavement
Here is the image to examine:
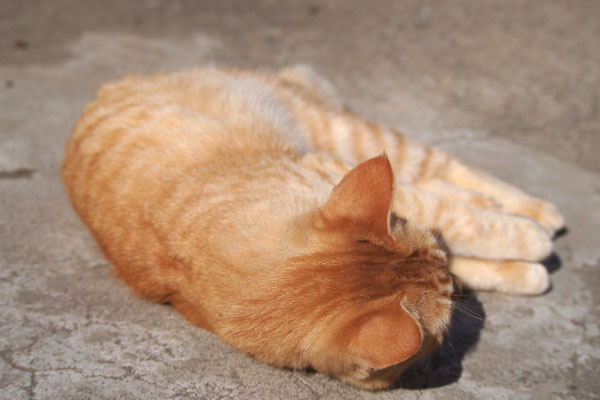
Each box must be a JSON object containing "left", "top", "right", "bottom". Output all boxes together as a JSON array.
[{"left": 1, "top": 1, "right": 599, "bottom": 399}]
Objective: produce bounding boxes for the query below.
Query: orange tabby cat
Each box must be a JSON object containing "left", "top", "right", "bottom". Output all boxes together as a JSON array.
[{"left": 62, "top": 66, "right": 563, "bottom": 389}]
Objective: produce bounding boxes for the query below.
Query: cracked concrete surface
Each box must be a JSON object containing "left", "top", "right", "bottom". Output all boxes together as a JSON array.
[{"left": 1, "top": 1, "right": 599, "bottom": 399}]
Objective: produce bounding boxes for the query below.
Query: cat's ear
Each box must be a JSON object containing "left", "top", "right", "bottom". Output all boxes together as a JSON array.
[
  {"left": 320, "top": 154, "right": 394, "bottom": 237},
  {"left": 346, "top": 305, "right": 423, "bottom": 370}
]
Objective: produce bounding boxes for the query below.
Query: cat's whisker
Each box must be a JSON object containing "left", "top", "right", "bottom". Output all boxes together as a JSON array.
[{"left": 451, "top": 302, "right": 484, "bottom": 321}]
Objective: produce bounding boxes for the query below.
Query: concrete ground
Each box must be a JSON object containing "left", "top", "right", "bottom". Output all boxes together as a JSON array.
[{"left": 1, "top": 1, "right": 599, "bottom": 399}]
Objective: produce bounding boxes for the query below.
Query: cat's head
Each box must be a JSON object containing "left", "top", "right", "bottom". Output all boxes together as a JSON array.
[{"left": 293, "top": 155, "right": 456, "bottom": 389}]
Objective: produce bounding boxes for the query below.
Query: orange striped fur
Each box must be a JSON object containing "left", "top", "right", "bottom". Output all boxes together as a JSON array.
[{"left": 62, "top": 66, "right": 563, "bottom": 389}]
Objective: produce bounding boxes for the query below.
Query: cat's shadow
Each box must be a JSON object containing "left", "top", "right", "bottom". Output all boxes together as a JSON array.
[{"left": 395, "top": 289, "right": 485, "bottom": 389}]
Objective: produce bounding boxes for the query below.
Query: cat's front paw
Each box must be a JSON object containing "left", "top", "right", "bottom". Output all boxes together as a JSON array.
[
  {"left": 515, "top": 199, "right": 565, "bottom": 235},
  {"left": 535, "top": 201, "right": 565, "bottom": 235},
  {"left": 510, "top": 217, "right": 554, "bottom": 262},
  {"left": 496, "top": 262, "right": 550, "bottom": 295},
  {"left": 446, "top": 214, "right": 552, "bottom": 261},
  {"left": 450, "top": 258, "right": 550, "bottom": 295}
]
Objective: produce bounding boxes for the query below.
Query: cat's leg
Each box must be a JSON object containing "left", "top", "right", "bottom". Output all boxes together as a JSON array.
[
  {"left": 303, "top": 150, "right": 552, "bottom": 262},
  {"left": 411, "top": 147, "right": 564, "bottom": 234},
  {"left": 298, "top": 109, "right": 563, "bottom": 234},
  {"left": 417, "top": 179, "right": 502, "bottom": 212},
  {"left": 393, "top": 182, "right": 553, "bottom": 261},
  {"left": 304, "top": 154, "right": 552, "bottom": 294},
  {"left": 293, "top": 105, "right": 562, "bottom": 234},
  {"left": 450, "top": 257, "right": 550, "bottom": 295}
]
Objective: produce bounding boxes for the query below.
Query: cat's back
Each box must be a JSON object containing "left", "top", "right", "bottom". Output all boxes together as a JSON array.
[
  {"left": 63, "top": 68, "right": 305, "bottom": 209},
  {"left": 62, "top": 67, "right": 340, "bottom": 252},
  {"left": 65, "top": 67, "right": 296, "bottom": 163},
  {"left": 61, "top": 68, "right": 320, "bottom": 302}
]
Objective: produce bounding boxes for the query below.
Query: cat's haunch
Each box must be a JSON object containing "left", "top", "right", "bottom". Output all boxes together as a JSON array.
[{"left": 62, "top": 66, "right": 562, "bottom": 389}]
